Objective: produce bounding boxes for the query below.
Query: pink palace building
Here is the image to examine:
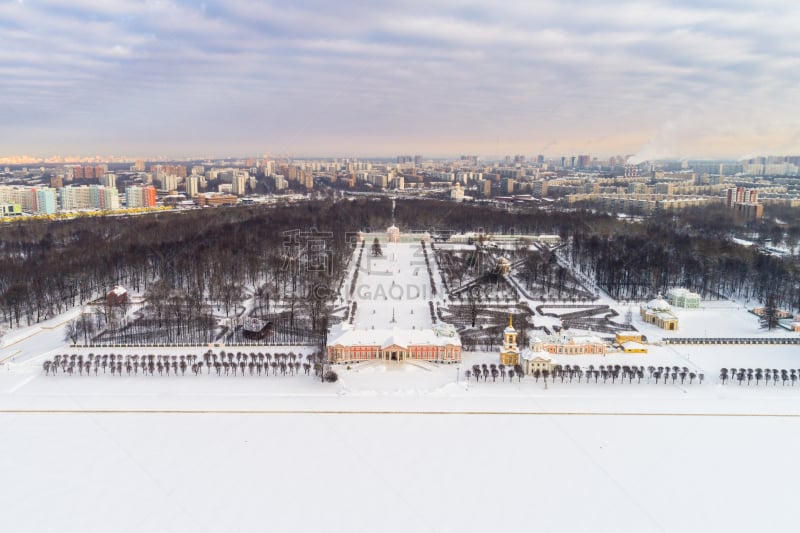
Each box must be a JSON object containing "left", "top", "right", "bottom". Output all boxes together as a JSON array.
[{"left": 326, "top": 325, "right": 462, "bottom": 364}]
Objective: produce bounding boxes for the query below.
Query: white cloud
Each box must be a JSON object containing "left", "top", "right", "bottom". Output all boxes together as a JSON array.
[{"left": 1, "top": 0, "right": 799, "bottom": 157}]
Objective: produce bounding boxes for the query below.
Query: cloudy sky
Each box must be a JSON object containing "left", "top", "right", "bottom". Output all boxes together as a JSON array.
[{"left": 2, "top": 0, "right": 800, "bottom": 160}]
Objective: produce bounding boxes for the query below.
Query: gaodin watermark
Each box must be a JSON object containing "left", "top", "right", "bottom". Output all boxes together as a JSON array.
[{"left": 355, "top": 283, "right": 430, "bottom": 301}]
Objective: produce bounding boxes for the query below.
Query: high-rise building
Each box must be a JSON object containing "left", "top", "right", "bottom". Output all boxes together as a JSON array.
[
  {"left": 0, "top": 186, "right": 37, "bottom": 212},
  {"left": 232, "top": 173, "right": 247, "bottom": 196},
  {"left": 624, "top": 165, "right": 638, "bottom": 178},
  {"left": 186, "top": 176, "right": 199, "bottom": 198},
  {"left": 36, "top": 188, "right": 57, "bottom": 214},
  {"left": 100, "top": 173, "right": 116, "bottom": 189},
  {"left": 133, "top": 159, "right": 146, "bottom": 172},
  {"left": 164, "top": 165, "right": 187, "bottom": 178},
  {"left": 161, "top": 174, "right": 178, "bottom": 192},
  {"left": 59, "top": 185, "right": 117, "bottom": 210},
  {"left": 126, "top": 186, "right": 157, "bottom": 207},
  {"left": 99, "top": 187, "right": 120, "bottom": 210},
  {"left": 482, "top": 179, "right": 492, "bottom": 197}
]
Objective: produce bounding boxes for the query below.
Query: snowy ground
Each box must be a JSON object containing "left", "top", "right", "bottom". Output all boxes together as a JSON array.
[
  {"left": 350, "top": 242, "right": 433, "bottom": 330},
  {"left": 3, "top": 328, "right": 800, "bottom": 533},
  {"left": 2, "top": 410, "right": 798, "bottom": 533}
]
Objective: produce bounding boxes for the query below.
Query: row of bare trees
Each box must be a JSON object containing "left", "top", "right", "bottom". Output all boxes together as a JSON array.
[
  {"left": 719, "top": 367, "right": 800, "bottom": 386},
  {"left": 42, "top": 350, "right": 329, "bottom": 378},
  {"left": 466, "top": 363, "right": 705, "bottom": 385},
  {"left": 467, "top": 363, "right": 525, "bottom": 383}
]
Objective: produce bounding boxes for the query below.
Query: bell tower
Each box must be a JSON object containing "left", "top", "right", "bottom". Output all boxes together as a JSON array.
[{"left": 499, "top": 313, "right": 520, "bottom": 366}]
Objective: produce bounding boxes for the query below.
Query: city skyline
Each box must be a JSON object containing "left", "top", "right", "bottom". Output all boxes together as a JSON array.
[{"left": 2, "top": 1, "right": 800, "bottom": 159}]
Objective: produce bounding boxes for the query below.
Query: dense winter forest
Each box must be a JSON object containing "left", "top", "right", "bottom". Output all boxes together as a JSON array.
[{"left": 0, "top": 198, "right": 797, "bottom": 337}]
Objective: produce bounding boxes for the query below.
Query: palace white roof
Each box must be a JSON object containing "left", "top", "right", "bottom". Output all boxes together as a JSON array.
[
  {"left": 542, "top": 333, "right": 605, "bottom": 346},
  {"left": 521, "top": 348, "right": 551, "bottom": 361},
  {"left": 645, "top": 295, "right": 672, "bottom": 311},
  {"left": 328, "top": 324, "right": 461, "bottom": 349}
]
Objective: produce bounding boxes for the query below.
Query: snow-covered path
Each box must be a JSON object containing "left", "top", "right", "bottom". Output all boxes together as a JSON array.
[{"left": 350, "top": 241, "right": 434, "bottom": 330}]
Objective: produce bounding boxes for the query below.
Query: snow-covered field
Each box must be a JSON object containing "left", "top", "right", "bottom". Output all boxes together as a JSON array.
[
  {"left": 2, "top": 331, "right": 800, "bottom": 533},
  {"left": 2, "top": 405, "right": 798, "bottom": 533},
  {"left": 2, "top": 242, "right": 799, "bottom": 532}
]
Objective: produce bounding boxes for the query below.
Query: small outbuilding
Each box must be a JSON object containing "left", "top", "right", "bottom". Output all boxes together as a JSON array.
[
  {"left": 640, "top": 294, "right": 678, "bottom": 331},
  {"left": 615, "top": 331, "right": 643, "bottom": 344},
  {"left": 106, "top": 285, "right": 128, "bottom": 307},
  {"left": 242, "top": 318, "right": 272, "bottom": 340},
  {"left": 621, "top": 341, "right": 648, "bottom": 354}
]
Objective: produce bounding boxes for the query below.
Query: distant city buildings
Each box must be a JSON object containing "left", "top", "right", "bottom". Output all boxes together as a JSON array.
[
  {"left": 1, "top": 154, "right": 800, "bottom": 219},
  {"left": 196, "top": 192, "right": 238, "bottom": 206},
  {"left": 126, "top": 186, "right": 157, "bottom": 208},
  {"left": 185, "top": 176, "right": 199, "bottom": 198},
  {"left": 725, "top": 186, "right": 763, "bottom": 220},
  {"left": 59, "top": 185, "right": 119, "bottom": 210}
]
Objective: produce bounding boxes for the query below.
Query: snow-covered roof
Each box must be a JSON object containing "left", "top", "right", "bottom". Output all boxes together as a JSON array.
[
  {"left": 646, "top": 295, "right": 672, "bottom": 311},
  {"left": 328, "top": 324, "right": 461, "bottom": 349},
  {"left": 566, "top": 335, "right": 605, "bottom": 345},
  {"left": 621, "top": 341, "right": 647, "bottom": 351},
  {"left": 109, "top": 285, "right": 127, "bottom": 296},
  {"left": 667, "top": 288, "right": 700, "bottom": 298},
  {"left": 521, "top": 348, "right": 551, "bottom": 361}
]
